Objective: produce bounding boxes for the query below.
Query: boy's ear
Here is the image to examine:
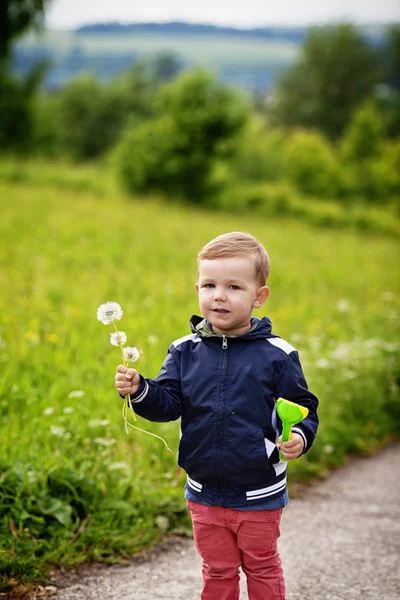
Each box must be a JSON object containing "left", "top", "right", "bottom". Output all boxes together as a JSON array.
[
  {"left": 253, "top": 286, "right": 270, "bottom": 308},
  {"left": 195, "top": 282, "right": 199, "bottom": 294}
]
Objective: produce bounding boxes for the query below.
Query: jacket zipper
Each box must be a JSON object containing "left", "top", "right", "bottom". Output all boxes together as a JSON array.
[{"left": 214, "top": 335, "right": 228, "bottom": 487}]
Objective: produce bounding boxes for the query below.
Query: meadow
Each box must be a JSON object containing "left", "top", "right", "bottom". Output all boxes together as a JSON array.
[
  {"left": 20, "top": 30, "right": 299, "bottom": 64},
  {"left": 0, "top": 163, "right": 399, "bottom": 590},
  {"left": 15, "top": 30, "right": 299, "bottom": 90}
]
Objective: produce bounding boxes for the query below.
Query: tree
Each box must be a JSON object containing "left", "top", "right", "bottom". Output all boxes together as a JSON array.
[
  {"left": 0, "top": 0, "right": 50, "bottom": 64},
  {"left": 0, "top": 0, "right": 51, "bottom": 151},
  {"left": 268, "top": 24, "right": 381, "bottom": 139}
]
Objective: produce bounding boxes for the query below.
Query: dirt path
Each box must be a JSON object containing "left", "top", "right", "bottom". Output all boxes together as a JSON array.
[{"left": 53, "top": 442, "right": 400, "bottom": 600}]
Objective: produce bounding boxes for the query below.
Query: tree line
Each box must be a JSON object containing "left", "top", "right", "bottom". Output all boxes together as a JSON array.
[{"left": 0, "top": 1, "right": 399, "bottom": 208}]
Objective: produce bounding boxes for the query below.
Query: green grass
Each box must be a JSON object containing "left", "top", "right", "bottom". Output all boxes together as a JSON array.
[{"left": 0, "top": 166, "right": 399, "bottom": 590}]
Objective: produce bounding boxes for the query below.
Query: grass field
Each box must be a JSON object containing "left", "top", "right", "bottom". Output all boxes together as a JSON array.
[
  {"left": 21, "top": 31, "right": 299, "bottom": 64},
  {"left": 0, "top": 167, "right": 399, "bottom": 590},
  {"left": 16, "top": 31, "right": 299, "bottom": 90}
]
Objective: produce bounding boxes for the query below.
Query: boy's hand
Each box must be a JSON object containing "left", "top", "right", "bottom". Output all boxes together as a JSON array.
[
  {"left": 115, "top": 365, "right": 141, "bottom": 396},
  {"left": 278, "top": 432, "right": 304, "bottom": 461}
]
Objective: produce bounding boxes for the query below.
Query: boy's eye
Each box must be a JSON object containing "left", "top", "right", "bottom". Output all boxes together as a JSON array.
[
  {"left": 204, "top": 283, "right": 214, "bottom": 288},
  {"left": 230, "top": 285, "right": 240, "bottom": 290}
]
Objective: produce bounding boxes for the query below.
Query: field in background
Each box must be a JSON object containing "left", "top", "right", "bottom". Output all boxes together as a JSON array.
[
  {"left": 0, "top": 167, "right": 399, "bottom": 588},
  {"left": 14, "top": 30, "right": 300, "bottom": 90}
]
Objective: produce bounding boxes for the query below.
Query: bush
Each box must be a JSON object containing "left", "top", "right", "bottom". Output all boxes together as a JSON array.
[
  {"left": 228, "top": 120, "right": 288, "bottom": 183},
  {"left": 341, "top": 100, "right": 387, "bottom": 163},
  {"left": 114, "top": 69, "right": 248, "bottom": 201},
  {"left": 339, "top": 102, "right": 400, "bottom": 204},
  {"left": 282, "top": 129, "right": 344, "bottom": 198}
]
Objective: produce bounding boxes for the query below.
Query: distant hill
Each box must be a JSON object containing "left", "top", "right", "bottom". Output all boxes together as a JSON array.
[
  {"left": 75, "top": 21, "right": 307, "bottom": 43},
  {"left": 12, "top": 21, "right": 388, "bottom": 93}
]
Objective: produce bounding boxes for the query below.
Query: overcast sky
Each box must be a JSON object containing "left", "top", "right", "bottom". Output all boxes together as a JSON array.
[{"left": 46, "top": 0, "right": 400, "bottom": 30}]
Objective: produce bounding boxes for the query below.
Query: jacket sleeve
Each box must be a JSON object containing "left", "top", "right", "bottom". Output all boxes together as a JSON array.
[
  {"left": 126, "top": 346, "right": 183, "bottom": 422},
  {"left": 274, "top": 352, "right": 319, "bottom": 453}
]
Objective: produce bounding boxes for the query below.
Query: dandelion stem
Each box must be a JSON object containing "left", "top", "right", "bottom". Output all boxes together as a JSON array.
[
  {"left": 103, "top": 311, "right": 171, "bottom": 452},
  {"left": 112, "top": 321, "right": 137, "bottom": 423},
  {"left": 125, "top": 420, "right": 172, "bottom": 453}
]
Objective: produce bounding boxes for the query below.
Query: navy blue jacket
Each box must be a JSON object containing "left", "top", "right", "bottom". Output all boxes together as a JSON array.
[{"left": 130, "top": 315, "right": 319, "bottom": 508}]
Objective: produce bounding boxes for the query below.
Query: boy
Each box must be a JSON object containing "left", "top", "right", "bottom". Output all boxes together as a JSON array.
[{"left": 115, "top": 232, "right": 319, "bottom": 600}]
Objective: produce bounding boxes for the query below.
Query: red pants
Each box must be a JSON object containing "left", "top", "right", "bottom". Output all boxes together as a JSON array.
[{"left": 187, "top": 500, "right": 285, "bottom": 600}]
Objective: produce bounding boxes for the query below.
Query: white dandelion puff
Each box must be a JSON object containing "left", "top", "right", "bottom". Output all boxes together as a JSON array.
[
  {"left": 124, "top": 346, "right": 140, "bottom": 363},
  {"left": 110, "top": 331, "right": 127, "bottom": 347},
  {"left": 44, "top": 407, "right": 55, "bottom": 416},
  {"left": 97, "top": 301, "right": 123, "bottom": 325}
]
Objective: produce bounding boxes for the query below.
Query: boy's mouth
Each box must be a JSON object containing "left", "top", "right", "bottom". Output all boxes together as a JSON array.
[{"left": 213, "top": 308, "right": 229, "bottom": 314}]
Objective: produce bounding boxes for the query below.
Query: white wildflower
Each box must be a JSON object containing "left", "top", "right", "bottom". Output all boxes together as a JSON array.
[
  {"left": 382, "top": 292, "right": 394, "bottom": 302},
  {"left": 44, "top": 407, "right": 55, "bottom": 416},
  {"left": 97, "top": 301, "right": 123, "bottom": 325},
  {"left": 88, "top": 419, "right": 111, "bottom": 428},
  {"left": 155, "top": 515, "right": 170, "bottom": 532},
  {"left": 124, "top": 346, "right": 140, "bottom": 363},
  {"left": 316, "top": 358, "right": 330, "bottom": 369},
  {"left": 108, "top": 462, "right": 130, "bottom": 471},
  {"left": 68, "top": 390, "right": 85, "bottom": 399},
  {"left": 337, "top": 299, "right": 350, "bottom": 312},
  {"left": 110, "top": 331, "right": 127, "bottom": 347},
  {"left": 63, "top": 407, "right": 74, "bottom": 414},
  {"left": 323, "top": 444, "right": 334, "bottom": 454},
  {"left": 344, "top": 370, "right": 357, "bottom": 380},
  {"left": 50, "top": 425, "right": 66, "bottom": 437},
  {"left": 94, "top": 437, "right": 116, "bottom": 446}
]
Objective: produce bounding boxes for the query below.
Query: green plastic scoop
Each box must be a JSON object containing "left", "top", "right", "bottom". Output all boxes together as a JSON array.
[{"left": 276, "top": 397, "right": 309, "bottom": 462}]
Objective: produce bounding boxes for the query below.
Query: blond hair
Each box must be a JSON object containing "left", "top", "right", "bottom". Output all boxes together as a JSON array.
[{"left": 197, "top": 232, "right": 270, "bottom": 286}]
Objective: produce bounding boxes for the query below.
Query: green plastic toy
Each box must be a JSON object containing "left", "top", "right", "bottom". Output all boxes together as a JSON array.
[{"left": 276, "top": 398, "right": 309, "bottom": 462}]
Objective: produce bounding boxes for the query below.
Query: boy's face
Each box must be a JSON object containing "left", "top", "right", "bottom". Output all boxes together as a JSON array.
[{"left": 196, "top": 256, "right": 269, "bottom": 336}]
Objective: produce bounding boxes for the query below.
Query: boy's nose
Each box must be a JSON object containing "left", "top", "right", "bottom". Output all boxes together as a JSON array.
[{"left": 213, "top": 288, "right": 226, "bottom": 301}]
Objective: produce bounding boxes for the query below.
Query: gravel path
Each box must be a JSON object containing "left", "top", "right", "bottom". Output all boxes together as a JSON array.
[{"left": 53, "top": 442, "right": 400, "bottom": 600}]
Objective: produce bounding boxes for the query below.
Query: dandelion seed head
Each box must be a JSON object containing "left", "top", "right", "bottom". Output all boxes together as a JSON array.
[
  {"left": 124, "top": 346, "right": 140, "bottom": 363},
  {"left": 44, "top": 407, "right": 55, "bottom": 416},
  {"left": 97, "top": 301, "right": 123, "bottom": 325},
  {"left": 110, "top": 331, "right": 127, "bottom": 347}
]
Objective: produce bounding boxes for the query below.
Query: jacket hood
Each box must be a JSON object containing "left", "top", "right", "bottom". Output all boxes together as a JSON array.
[{"left": 189, "top": 315, "right": 272, "bottom": 339}]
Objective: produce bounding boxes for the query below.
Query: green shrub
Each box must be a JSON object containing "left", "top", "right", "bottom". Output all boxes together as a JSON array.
[
  {"left": 229, "top": 120, "right": 288, "bottom": 183},
  {"left": 115, "top": 69, "right": 248, "bottom": 201},
  {"left": 282, "top": 129, "right": 344, "bottom": 198},
  {"left": 341, "top": 100, "right": 387, "bottom": 164}
]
